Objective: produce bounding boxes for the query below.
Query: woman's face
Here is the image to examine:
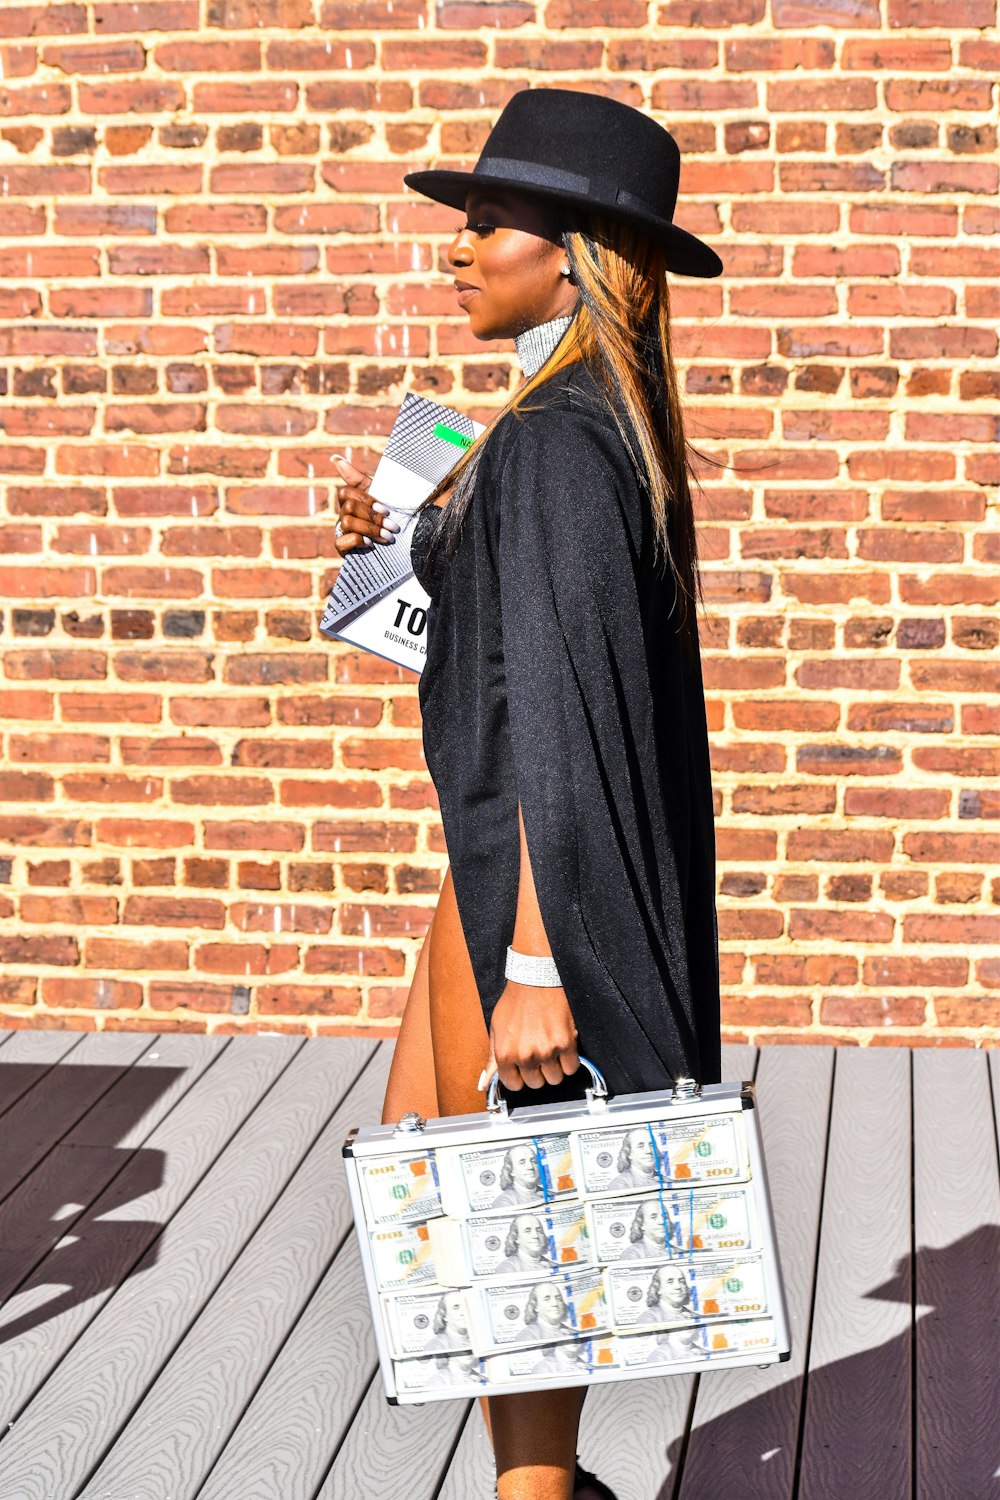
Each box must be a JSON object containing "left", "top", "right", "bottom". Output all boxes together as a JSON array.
[
  {"left": 535, "top": 1283, "right": 568, "bottom": 1327},
  {"left": 514, "top": 1214, "right": 546, "bottom": 1259},
  {"left": 628, "top": 1131, "right": 656, "bottom": 1175},
  {"left": 508, "top": 1144, "right": 540, "bottom": 1190},
  {"left": 448, "top": 186, "right": 579, "bottom": 343},
  {"left": 441, "top": 1292, "right": 467, "bottom": 1335}
]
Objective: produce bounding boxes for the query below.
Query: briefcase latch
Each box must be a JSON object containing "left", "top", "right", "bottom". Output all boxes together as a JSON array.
[
  {"left": 671, "top": 1076, "right": 701, "bottom": 1102},
  {"left": 394, "top": 1110, "right": 426, "bottom": 1135}
]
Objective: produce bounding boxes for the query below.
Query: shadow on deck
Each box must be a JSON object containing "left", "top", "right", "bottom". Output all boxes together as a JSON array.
[{"left": 0, "top": 1031, "right": 996, "bottom": 1500}]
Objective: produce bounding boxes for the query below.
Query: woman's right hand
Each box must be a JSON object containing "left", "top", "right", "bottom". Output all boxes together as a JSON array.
[{"left": 332, "top": 453, "right": 400, "bottom": 557}]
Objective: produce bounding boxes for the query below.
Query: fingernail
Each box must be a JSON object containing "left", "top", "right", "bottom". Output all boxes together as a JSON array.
[
  {"left": 477, "top": 1069, "right": 488, "bottom": 1091},
  {"left": 378, "top": 528, "right": 395, "bottom": 543},
  {"left": 371, "top": 501, "right": 390, "bottom": 515},
  {"left": 381, "top": 518, "right": 400, "bottom": 532}
]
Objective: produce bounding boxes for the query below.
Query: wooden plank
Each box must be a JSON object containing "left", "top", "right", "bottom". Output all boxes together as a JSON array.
[
  {"left": 0, "top": 1029, "right": 85, "bottom": 1121},
  {"left": 68, "top": 1034, "right": 227, "bottom": 1150},
  {"left": 79, "top": 1042, "right": 388, "bottom": 1500},
  {"left": 677, "top": 1045, "right": 834, "bottom": 1500},
  {"left": 0, "top": 1031, "right": 151, "bottom": 1204},
  {"left": 799, "top": 1048, "right": 912, "bottom": 1499},
  {"left": 571, "top": 1044, "right": 762, "bottom": 1500},
  {"left": 197, "top": 1234, "right": 384, "bottom": 1500},
  {"left": 720, "top": 1045, "right": 760, "bottom": 1085},
  {"left": 0, "top": 1034, "right": 304, "bottom": 1432},
  {"left": 436, "top": 1045, "right": 761, "bottom": 1500},
  {"left": 435, "top": 1406, "right": 494, "bottom": 1500},
  {"left": 914, "top": 1049, "right": 1000, "bottom": 1500},
  {"left": 314, "top": 1366, "right": 469, "bottom": 1500},
  {"left": 0, "top": 1037, "right": 372, "bottom": 1500},
  {"left": 0, "top": 1034, "right": 229, "bottom": 1305}
]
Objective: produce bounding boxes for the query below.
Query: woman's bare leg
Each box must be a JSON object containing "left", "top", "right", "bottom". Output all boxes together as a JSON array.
[
  {"left": 381, "top": 887, "right": 439, "bottom": 1125},
  {"left": 428, "top": 868, "right": 585, "bottom": 1500}
]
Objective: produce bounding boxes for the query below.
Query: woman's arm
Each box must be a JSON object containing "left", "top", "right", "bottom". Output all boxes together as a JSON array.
[{"left": 488, "top": 801, "right": 581, "bottom": 1092}]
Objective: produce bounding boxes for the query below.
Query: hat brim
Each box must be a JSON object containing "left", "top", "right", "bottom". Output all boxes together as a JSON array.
[{"left": 403, "top": 168, "right": 723, "bottom": 280}]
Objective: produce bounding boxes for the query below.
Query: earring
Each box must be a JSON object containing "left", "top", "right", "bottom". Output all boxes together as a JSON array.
[{"left": 560, "top": 265, "right": 571, "bottom": 277}]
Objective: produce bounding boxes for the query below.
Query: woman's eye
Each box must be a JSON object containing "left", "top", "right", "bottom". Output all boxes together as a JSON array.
[{"left": 455, "top": 222, "right": 496, "bottom": 238}]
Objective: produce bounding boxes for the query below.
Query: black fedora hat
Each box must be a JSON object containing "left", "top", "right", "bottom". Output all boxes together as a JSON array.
[{"left": 403, "top": 87, "right": 722, "bottom": 280}]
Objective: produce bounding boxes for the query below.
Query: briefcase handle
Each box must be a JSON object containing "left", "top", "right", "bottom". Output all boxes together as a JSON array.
[
  {"left": 482, "top": 1061, "right": 703, "bottom": 1121},
  {"left": 484, "top": 1054, "right": 609, "bottom": 1119}
]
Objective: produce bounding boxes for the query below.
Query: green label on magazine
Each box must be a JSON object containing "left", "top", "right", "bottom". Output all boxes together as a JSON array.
[{"left": 434, "top": 422, "right": 473, "bottom": 450}]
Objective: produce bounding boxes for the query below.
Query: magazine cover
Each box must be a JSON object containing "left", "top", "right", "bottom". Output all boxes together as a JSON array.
[{"left": 320, "top": 392, "right": 486, "bottom": 673}]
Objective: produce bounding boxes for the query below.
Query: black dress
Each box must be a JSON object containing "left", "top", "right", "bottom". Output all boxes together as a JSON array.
[{"left": 411, "top": 357, "right": 721, "bottom": 1102}]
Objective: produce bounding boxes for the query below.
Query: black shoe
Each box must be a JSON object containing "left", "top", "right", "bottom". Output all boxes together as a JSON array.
[{"left": 574, "top": 1456, "right": 620, "bottom": 1500}]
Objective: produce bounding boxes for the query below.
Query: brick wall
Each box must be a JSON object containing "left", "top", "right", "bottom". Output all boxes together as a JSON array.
[{"left": 0, "top": 0, "right": 997, "bottom": 1048}]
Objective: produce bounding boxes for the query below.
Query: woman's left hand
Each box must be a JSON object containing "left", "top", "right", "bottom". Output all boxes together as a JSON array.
[{"left": 486, "top": 982, "right": 580, "bottom": 1092}]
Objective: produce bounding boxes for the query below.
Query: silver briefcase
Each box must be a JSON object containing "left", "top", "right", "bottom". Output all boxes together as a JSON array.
[{"left": 341, "top": 1058, "right": 791, "bottom": 1403}]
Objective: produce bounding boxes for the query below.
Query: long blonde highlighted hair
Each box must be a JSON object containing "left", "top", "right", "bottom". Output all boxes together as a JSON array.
[{"left": 419, "top": 208, "right": 703, "bottom": 648}]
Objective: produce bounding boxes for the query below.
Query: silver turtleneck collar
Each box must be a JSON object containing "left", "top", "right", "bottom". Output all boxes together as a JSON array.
[{"left": 514, "top": 309, "right": 576, "bottom": 378}]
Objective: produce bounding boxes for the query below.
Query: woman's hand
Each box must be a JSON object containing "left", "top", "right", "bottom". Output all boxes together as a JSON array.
[
  {"left": 487, "top": 982, "right": 580, "bottom": 1092},
  {"left": 332, "top": 453, "right": 399, "bottom": 557}
]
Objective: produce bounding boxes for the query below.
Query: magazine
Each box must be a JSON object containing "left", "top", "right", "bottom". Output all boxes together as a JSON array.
[{"left": 320, "top": 392, "right": 486, "bottom": 673}]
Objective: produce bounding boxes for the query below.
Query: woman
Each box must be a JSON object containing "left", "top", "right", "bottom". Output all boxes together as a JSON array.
[
  {"left": 498, "top": 1214, "right": 555, "bottom": 1276},
  {"left": 334, "top": 86, "right": 722, "bottom": 1500}
]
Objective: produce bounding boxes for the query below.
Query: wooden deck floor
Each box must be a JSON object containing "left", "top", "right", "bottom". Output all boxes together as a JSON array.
[{"left": 0, "top": 1031, "right": 996, "bottom": 1500}]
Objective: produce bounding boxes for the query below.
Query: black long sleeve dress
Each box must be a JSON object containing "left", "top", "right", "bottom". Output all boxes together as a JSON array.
[{"left": 410, "top": 356, "right": 721, "bottom": 1101}]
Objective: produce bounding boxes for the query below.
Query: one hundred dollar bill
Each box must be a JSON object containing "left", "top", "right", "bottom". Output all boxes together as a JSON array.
[
  {"left": 359, "top": 1151, "right": 442, "bottom": 1227},
  {"left": 393, "top": 1350, "right": 485, "bottom": 1393},
  {"left": 573, "top": 1113, "right": 749, "bottom": 1198},
  {"left": 380, "top": 1286, "right": 472, "bottom": 1358},
  {"left": 469, "top": 1268, "right": 609, "bottom": 1354},
  {"left": 369, "top": 1219, "right": 437, "bottom": 1292},
  {"left": 437, "top": 1134, "right": 577, "bottom": 1217},
  {"left": 482, "top": 1317, "right": 780, "bottom": 1384},
  {"left": 429, "top": 1199, "right": 593, "bottom": 1286},
  {"left": 604, "top": 1253, "right": 769, "bottom": 1331},
  {"left": 614, "top": 1316, "right": 779, "bottom": 1367},
  {"left": 587, "top": 1185, "right": 756, "bottom": 1262},
  {"left": 483, "top": 1335, "right": 618, "bottom": 1383}
]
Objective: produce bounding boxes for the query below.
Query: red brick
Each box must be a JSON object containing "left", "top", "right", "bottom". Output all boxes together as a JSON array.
[
  {"left": 888, "top": 0, "right": 994, "bottom": 22},
  {"left": 149, "top": 981, "right": 232, "bottom": 1012},
  {"left": 821, "top": 995, "right": 928, "bottom": 1028},
  {"left": 41, "top": 976, "right": 142, "bottom": 1009},
  {"left": 95, "top": 818, "right": 194, "bottom": 846},
  {"left": 0, "top": 930, "right": 79, "bottom": 966},
  {"left": 202, "top": 820, "right": 304, "bottom": 851},
  {"left": 904, "top": 915, "right": 998, "bottom": 945},
  {"left": 85, "top": 937, "right": 189, "bottom": 968},
  {"left": 0, "top": 0, "right": 994, "bottom": 1054},
  {"left": 788, "top": 910, "right": 895, "bottom": 943}
]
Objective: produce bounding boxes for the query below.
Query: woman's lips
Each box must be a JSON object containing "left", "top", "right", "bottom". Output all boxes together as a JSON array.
[{"left": 456, "top": 287, "right": 479, "bottom": 306}]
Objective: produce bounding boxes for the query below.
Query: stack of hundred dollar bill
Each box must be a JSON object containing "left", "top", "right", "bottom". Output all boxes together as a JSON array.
[{"left": 355, "top": 1104, "right": 785, "bottom": 1398}]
